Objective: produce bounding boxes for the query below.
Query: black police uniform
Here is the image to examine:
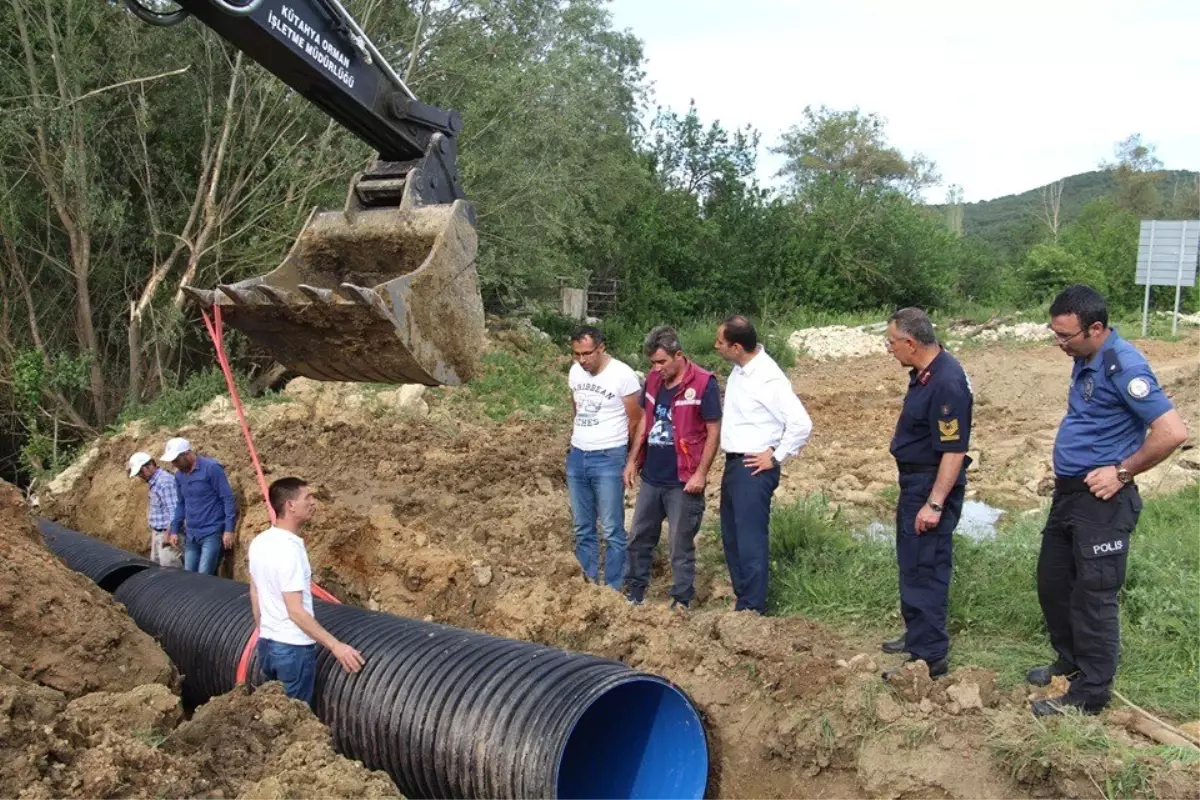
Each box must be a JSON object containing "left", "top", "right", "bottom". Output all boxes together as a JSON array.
[
  {"left": 1039, "top": 329, "right": 1174, "bottom": 711},
  {"left": 888, "top": 348, "right": 973, "bottom": 665}
]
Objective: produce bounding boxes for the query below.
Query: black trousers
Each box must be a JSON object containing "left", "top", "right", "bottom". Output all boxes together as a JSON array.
[{"left": 1037, "top": 481, "right": 1141, "bottom": 708}]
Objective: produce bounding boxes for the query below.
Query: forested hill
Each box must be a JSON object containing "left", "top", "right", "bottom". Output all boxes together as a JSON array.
[{"left": 957, "top": 169, "right": 1198, "bottom": 253}]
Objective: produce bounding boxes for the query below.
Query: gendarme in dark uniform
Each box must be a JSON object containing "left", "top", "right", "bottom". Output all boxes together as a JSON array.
[
  {"left": 1031, "top": 287, "right": 1183, "bottom": 716},
  {"left": 885, "top": 309, "right": 973, "bottom": 677}
]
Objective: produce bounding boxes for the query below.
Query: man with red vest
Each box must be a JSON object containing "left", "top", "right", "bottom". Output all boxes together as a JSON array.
[{"left": 623, "top": 326, "right": 722, "bottom": 610}]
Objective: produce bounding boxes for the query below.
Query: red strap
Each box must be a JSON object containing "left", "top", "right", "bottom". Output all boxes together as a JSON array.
[{"left": 200, "top": 304, "right": 341, "bottom": 686}]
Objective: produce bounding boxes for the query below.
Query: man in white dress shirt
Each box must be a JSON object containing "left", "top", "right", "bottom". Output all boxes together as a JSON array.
[{"left": 715, "top": 316, "right": 813, "bottom": 614}]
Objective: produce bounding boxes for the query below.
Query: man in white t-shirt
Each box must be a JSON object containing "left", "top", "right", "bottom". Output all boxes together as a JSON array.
[
  {"left": 568, "top": 325, "right": 643, "bottom": 590},
  {"left": 248, "top": 477, "right": 364, "bottom": 706}
]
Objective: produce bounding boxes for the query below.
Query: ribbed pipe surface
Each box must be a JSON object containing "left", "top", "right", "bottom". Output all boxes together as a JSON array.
[
  {"left": 44, "top": 524, "right": 710, "bottom": 799},
  {"left": 113, "top": 568, "right": 254, "bottom": 708},
  {"left": 37, "top": 518, "right": 155, "bottom": 591}
]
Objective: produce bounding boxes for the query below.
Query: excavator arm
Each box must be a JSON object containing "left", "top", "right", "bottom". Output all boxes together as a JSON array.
[{"left": 133, "top": 0, "right": 485, "bottom": 385}]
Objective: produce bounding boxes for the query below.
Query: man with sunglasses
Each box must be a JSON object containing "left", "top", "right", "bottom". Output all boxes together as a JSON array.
[
  {"left": 882, "top": 307, "right": 973, "bottom": 681},
  {"left": 1030, "top": 285, "right": 1187, "bottom": 716},
  {"left": 567, "top": 325, "right": 643, "bottom": 591}
]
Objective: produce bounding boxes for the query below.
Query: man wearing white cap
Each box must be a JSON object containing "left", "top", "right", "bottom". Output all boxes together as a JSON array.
[
  {"left": 127, "top": 452, "right": 182, "bottom": 568},
  {"left": 161, "top": 437, "right": 237, "bottom": 575}
]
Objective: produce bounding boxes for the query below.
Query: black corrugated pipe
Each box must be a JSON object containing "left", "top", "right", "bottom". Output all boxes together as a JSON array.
[
  {"left": 37, "top": 518, "right": 155, "bottom": 591},
  {"left": 52, "top": 523, "right": 708, "bottom": 799}
]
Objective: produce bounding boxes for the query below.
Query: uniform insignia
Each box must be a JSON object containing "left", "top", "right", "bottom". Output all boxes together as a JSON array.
[
  {"left": 1082, "top": 376, "right": 1095, "bottom": 402},
  {"left": 941, "top": 404, "right": 951, "bottom": 416},
  {"left": 918, "top": 370, "right": 931, "bottom": 385},
  {"left": 938, "top": 418, "right": 960, "bottom": 442},
  {"left": 1127, "top": 377, "right": 1150, "bottom": 399},
  {"left": 684, "top": 387, "right": 697, "bottom": 400}
]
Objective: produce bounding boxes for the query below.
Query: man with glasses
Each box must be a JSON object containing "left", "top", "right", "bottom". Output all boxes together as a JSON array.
[
  {"left": 1030, "top": 285, "right": 1187, "bottom": 716},
  {"left": 567, "top": 325, "right": 643, "bottom": 590},
  {"left": 882, "top": 307, "right": 973, "bottom": 681}
]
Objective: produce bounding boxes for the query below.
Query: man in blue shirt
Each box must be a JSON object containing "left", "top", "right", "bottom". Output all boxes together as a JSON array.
[
  {"left": 882, "top": 308, "right": 974, "bottom": 681},
  {"left": 128, "top": 451, "right": 181, "bottom": 568},
  {"left": 1030, "top": 285, "right": 1187, "bottom": 716},
  {"left": 162, "top": 437, "right": 238, "bottom": 576}
]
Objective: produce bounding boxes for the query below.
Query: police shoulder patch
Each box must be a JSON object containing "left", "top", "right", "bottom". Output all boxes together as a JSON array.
[
  {"left": 938, "top": 418, "right": 960, "bottom": 442},
  {"left": 1127, "top": 377, "right": 1151, "bottom": 399}
]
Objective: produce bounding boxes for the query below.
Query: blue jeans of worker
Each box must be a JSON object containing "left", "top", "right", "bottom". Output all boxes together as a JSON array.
[
  {"left": 183, "top": 533, "right": 222, "bottom": 576},
  {"left": 895, "top": 472, "right": 964, "bottom": 663},
  {"left": 257, "top": 638, "right": 317, "bottom": 707},
  {"left": 566, "top": 445, "right": 628, "bottom": 590},
  {"left": 720, "top": 456, "right": 780, "bottom": 613}
]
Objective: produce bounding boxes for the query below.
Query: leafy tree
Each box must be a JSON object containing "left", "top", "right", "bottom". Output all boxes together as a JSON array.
[
  {"left": 771, "top": 106, "right": 939, "bottom": 200},
  {"left": 1103, "top": 134, "right": 1164, "bottom": 216}
]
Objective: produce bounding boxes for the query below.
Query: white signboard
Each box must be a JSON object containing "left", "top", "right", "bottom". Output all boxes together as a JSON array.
[{"left": 1136, "top": 220, "right": 1199, "bottom": 335}]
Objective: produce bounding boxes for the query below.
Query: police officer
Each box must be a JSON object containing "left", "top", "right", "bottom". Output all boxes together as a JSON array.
[
  {"left": 882, "top": 307, "right": 973, "bottom": 680},
  {"left": 1030, "top": 285, "right": 1187, "bottom": 716}
]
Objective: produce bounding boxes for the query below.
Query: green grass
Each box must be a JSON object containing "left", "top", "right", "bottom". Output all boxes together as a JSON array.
[
  {"left": 766, "top": 488, "right": 1200, "bottom": 720},
  {"left": 989, "top": 710, "right": 1200, "bottom": 799},
  {"left": 442, "top": 342, "right": 571, "bottom": 422},
  {"left": 115, "top": 367, "right": 286, "bottom": 431}
]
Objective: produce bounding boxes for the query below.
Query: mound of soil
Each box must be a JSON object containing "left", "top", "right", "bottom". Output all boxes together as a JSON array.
[
  {"left": 4, "top": 677, "right": 399, "bottom": 799},
  {"left": 0, "top": 479, "right": 173, "bottom": 697}
]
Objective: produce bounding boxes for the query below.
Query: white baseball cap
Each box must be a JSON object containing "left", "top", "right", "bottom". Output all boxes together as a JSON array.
[
  {"left": 160, "top": 437, "right": 192, "bottom": 463},
  {"left": 127, "top": 451, "right": 153, "bottom": 478}
]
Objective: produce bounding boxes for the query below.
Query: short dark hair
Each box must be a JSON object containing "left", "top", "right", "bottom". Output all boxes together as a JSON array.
[
  {"left": 720, "top": 315, "right": 757, "bottom": 351},
  {"left": 889, "top": 307, "right": 938, "bottom": 346},
  {"left": 643, "top": 325, "right": 682, "bottom": 357},
  {"left": 269, "top": 477, "right": 308, "bottom": 517},
  {"left": 1049, "top": 284, "right": 1108, "bottom": 330},
  {"left": 570, "top": 325, "right": 605, "bottom": 347}
]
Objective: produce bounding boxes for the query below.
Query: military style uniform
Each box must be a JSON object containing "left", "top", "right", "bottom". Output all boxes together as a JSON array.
[
  {"left": 1040, "top": 329, "right": 1173, "bottom": 710},
  {"left": 888, "top": 349, "right": 973, "bottom": 665}
]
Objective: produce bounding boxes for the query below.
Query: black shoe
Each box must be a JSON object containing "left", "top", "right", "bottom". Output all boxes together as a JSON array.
[
  {"left": 880, "top": 634, "right": 907, "bottom": 654},
  {"left": 882, "top": 656, "right": 949, "bottom": 681},
  {"left": 624, "top": 592, "right": 644, "bottom": 607},
  {"left": 1026, "top": 662, "right": 1080, "bottom": 687},
  {"left": 669, "top": 599, "right": 690, "bottom": 612},
  {"left": 1030, "top": 694, "right": 1102, "bottom": 717}
]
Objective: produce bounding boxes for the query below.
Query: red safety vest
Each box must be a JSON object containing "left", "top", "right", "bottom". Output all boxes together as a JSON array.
[{"left": 638, "top": 359, "right": 715, "bottom": 483}]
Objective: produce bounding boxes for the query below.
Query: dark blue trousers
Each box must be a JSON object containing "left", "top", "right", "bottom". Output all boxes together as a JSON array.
[
  {"left": 896, "top": 472, "right": 964, "bottom": 663},
  {"left": 720, "top": 456, "right": 780, "bottom": 613}
]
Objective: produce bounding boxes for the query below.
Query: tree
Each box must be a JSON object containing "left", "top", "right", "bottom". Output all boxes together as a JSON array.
[
  {"left": 1040, "top": 179, "right": 1065, "bottom": 242},
  {"left": 646, "top": 101, "right": 758, "bottom": 203},
  {"left": 771, "top": 106, "right": 939, "bottom": 200},
  {"left": 944, "top": 184, "right": 964, "bottom": 236},
  {"left": 1102, "top": 134, "right": 1164, "bottom": 216}
]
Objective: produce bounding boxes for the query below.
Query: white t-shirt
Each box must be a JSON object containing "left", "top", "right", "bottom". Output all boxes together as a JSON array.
[
  {"left": 248, "top": 526, "right": 314, "bottom": 646},
  {"left": 569, "top": 358, "right": 641, "bottom": 451}
]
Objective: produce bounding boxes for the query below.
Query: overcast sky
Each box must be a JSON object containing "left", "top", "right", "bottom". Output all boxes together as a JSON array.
[{"left": 606, "top": 0, "right": 1200, "bottom": 203}]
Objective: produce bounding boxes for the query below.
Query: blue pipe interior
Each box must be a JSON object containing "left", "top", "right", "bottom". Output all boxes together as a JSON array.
[{"left": 555, "top": 678, "right": 708, "bottom": 800}]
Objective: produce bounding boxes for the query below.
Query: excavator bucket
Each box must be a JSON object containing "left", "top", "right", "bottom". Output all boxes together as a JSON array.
[{"left": 185, "top": 198, "right": 484, "bottom": 386}]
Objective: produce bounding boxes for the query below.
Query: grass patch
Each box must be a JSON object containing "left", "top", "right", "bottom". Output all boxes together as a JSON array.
[
  {"left": 116, "top": 368, "right": 264, "bottom": 431},
  {"left": 989, "top": 710, "right": 1200, "bottom": 799},
  {"left": 768, "top": 488, "right": 1200, "bottom": 720},
  {"left": 443, "top": 340, "right": 570, "bottom": 422}
]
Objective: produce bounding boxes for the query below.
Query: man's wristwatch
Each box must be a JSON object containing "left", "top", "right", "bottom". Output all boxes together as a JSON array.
[
  {"left": 927, "top": 500, "right": 944, "bottom": 512},
  {"left": 770, "top": 454, "right": 781, "bottom": 468},
  {"left": 1116, "top": 467, "right": 1133, "bottom": 485}
]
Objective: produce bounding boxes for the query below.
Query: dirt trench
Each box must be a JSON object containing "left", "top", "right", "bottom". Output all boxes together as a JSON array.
[
  {"left": 0, "top": 478, "right": 399, "bottom": 799},
  {"left": 38, "top": 331, "right": 1200, "bottom": 798}
]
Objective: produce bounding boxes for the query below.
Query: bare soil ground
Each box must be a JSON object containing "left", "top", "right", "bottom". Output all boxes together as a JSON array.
[
  {"left": 0, "top": 479, "right": 399, "bottom": 799},
  {"left": 33, "top": 330, "right": 1200, "bottom": 799}
]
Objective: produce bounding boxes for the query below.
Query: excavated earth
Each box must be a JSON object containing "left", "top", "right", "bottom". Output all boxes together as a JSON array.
[
  {"left": 0, "top": 479, "right": 397, "bottom": 799},
  {"left": 28, "top": 328, "right": 1200, "bottom": 799}
]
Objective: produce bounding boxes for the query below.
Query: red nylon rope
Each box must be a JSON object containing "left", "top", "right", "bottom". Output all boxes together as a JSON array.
[{"left": 198, "top": 304, "right": 340, "bottom": 686}]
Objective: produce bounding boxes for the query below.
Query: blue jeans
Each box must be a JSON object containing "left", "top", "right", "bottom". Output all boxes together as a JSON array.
[
  {"left": 257, "top": 638, "right": 317, "bottom": 707},
  {"left": 566, "top": 445, "right": 628, "bottom": 590},
  {"left": 720, "top": 456, "right": 780, "bottom": 613},
  {"left": 183, "top": 533, "right": 223, "bottom": 575}
]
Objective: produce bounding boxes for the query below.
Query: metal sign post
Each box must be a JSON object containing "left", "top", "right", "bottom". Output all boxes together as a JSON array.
[{"left": 1136, "top": 220, "right": 1199, "bottom": 336}]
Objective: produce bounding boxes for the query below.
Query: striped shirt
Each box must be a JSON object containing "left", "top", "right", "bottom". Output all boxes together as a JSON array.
[{"left": 147, "top": 468, "right": 178, "bottom": 531}]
